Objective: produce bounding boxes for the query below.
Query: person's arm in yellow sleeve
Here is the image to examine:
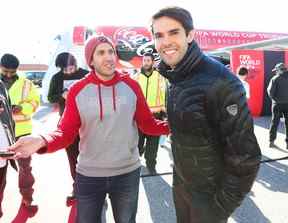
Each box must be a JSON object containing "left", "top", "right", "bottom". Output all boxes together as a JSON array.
[
  {"left": 159, "top": 76, "right": 167, "bottom": 113},
  {"left": 20, "top": 81, "right": 40, "bottom": 116}
]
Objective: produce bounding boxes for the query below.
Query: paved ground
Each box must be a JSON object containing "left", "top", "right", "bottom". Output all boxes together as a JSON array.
[{"left": 1, "top": 104, "right": 288, "bottom": 222}]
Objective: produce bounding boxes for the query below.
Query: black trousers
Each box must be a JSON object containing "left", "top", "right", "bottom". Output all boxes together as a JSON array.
[
  {"left": 138, "top": 112, "right": 164, "bottom": 169},
  {"left": 0, "top": 165, "right": 7, "bottom": 217},
  {"left": 138, "top": 131, "right": 160, "bottom": 169},
  {"left": 16, "top": 134, "right": 35, "bottom": 204},
  {"left": 65, "top": 135, "right": 80, "bottom": 194},
  {"left": 173, "top": 173, "right": 228, "bottom": 223},
  {"left": 269, "top": 103, "right": 288, "bottom": 143}
]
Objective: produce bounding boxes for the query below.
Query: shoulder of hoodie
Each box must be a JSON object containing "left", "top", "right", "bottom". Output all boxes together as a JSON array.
[
  {"left": 67, "top": 72, "right": 142, "bottom": 98},
  {"left": 66, "top": 73, "right": 92, "bottom": 98}
]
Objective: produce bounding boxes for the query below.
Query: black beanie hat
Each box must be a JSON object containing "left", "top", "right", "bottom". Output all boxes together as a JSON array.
[{"left": 0, "top": 54, "right": 20, "bottom": 69}]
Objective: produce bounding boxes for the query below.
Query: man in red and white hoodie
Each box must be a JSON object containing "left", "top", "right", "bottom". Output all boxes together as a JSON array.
[{"left": 6, "top": 36, "right": 170, "bottom": 223}]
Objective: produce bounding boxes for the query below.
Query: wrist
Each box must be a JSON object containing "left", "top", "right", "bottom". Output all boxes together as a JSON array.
[
  {"left": 38, "top": 135, "right": 48, "bottom": 147},
  {"left": 37, "top": 135, "right": 48, "bottom": 154}
]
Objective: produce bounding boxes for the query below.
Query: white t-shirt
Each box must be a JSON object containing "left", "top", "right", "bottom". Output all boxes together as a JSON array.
[
  {"left": 240, "top": 79, "right": 250, "bottom": 99},
  {"left": 0, "top": 122, "right": 9, "bottom": 167},
  {"left": 63, "top": 79, "right": 78, "bottom": 91}
]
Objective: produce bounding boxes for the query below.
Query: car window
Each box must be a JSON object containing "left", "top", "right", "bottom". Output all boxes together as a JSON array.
[
  {"left": 25, "top": 72, "right": 45, "bottom": 79},
  {"left": 26, "top": 72, "right": 34, "bottom": 79}
]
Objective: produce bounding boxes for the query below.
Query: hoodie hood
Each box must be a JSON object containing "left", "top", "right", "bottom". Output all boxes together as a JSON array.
[
  {"left": 158, "top": 40, "right": 204, "bottom": 84},
  {"left": 86, "top": 70, "right": 121, "bottom": 121}
]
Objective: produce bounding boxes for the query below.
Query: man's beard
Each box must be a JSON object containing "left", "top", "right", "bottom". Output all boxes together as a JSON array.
[{"left": 143, "top": 66, "right": 153, "bottom": 73}]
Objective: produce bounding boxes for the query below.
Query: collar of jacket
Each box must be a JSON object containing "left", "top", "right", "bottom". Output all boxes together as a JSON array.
[
  {"left": 157, "top": 40, "right": 204, "bottom": 84},
  {"left": 0, "top": 74, "right": 19, "bottom": 89}
]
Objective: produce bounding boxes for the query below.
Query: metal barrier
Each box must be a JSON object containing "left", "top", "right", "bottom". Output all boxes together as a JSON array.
[{"left": 140, "top": 156, "right": 288, "bottom": 178}]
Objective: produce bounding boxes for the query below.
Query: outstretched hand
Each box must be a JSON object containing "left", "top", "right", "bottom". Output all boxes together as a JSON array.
[{"left": 7, "top": 135, "right": 46, "bottom": 159}]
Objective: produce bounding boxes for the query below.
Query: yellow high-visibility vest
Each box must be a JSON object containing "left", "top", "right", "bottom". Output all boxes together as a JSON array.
[
  {"left": 136, "top": 70, "right": 166, "bottom": 113},
  {"left": 8, "top": 76, "right": 40, "bottom": 137}
]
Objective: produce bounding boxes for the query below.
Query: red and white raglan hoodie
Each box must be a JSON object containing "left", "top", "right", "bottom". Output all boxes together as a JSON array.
[{"left": 41, "top": 70, "right": 169, "bottom": 177}]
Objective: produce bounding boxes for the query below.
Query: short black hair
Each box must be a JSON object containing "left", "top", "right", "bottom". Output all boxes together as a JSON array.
[
  {"left": 0, "top": 54, "right": 19, "bottom": 69},
  {"left": 143, "top": 52, "right": 154, "bottom": 60},
  {"left": 237, "top": 66, "right": 249, "bottom": 76},
  {"left": 151, "top": 6, "right": 194, "bottom": 35},
  {"left": 55, "top": 52, "right": 77, "bottom": 69}
]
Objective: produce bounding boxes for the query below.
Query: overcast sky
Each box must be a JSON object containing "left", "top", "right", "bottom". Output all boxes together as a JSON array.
[{"left": 0, "top": 0, "right": 287, "bottom": 64}]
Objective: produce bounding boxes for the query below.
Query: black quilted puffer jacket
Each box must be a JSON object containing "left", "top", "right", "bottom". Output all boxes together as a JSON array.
[{"left": 158, "top": 41, "right": 261, "bottom": 217}]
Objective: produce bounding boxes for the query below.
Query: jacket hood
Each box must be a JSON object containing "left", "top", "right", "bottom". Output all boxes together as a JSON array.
[
  {"left": 158, "top": 40, "right": 204, "bottom": 84},
  {"left": 0, "top": 74, "right": 18, "bottom": 90}
]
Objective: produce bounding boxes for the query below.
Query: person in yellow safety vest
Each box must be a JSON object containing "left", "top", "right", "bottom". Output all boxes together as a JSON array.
[
  {"left": 0, "top": 54, "right": 40, "bottom": 220},
  {"left": 136, "top": 52, "right": 167, "bottom": 174}
]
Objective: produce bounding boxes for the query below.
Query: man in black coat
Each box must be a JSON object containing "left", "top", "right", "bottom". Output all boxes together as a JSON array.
[
  {"left": 151, "top": 6, "right": 261, "bottom": 223},
  {"left": 267, "top": 63, "right": 288, "bottom": 149}
]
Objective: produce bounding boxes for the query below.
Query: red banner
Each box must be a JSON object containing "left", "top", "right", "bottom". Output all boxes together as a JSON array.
[
  {"left": 73, "top": 26, "right": 86, "bottom": 45},
  {"left": 195, "top": 30, "right": 287, "bottom": 51},
  {"left": 231, "top": 49, "right": 265, "bottom": 116},
  {"left": 285, "top": 51, "right": 288, "bottom": 65}
]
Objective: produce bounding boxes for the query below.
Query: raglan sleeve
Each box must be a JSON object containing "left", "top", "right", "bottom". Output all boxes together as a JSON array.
[
  {"left": 126, "top": 77, "right": 170, "bottom": 136},
  {"left": 39, "top": 84, "right": 81, "bottom": 153}
]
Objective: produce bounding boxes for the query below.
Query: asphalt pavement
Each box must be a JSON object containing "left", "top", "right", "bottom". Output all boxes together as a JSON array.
[{"left": 1, "top": 105, "right": 288, "bottom": 223}]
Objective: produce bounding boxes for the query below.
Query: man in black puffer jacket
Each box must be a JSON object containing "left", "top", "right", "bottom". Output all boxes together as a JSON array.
[
  {"left": 0, "top": 80, "right": 17, "bottom": 218},
  {"left": 151, "top": 7, "right": 261, "bottom": 223}
]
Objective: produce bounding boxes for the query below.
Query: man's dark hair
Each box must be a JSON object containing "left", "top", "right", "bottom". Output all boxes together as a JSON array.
[
  {"left": 143, "top": 52, "right": 154, "bottom": 61},
  {"left": 237, "top": 66, "right": 249, "bottom": 76},
  {"left": 151, "top": 6, "right": 194, "bottom": 35},
  {"left": 0, "top": 54, "right": 19, "bottom": 69},
  {"left": 55, "top": 52, "right": 77, "bottom": 69}
]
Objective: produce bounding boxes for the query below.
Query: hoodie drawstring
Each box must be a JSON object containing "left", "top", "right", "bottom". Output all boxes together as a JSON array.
[
  {"left": 97, "top": 84, "right": 117, "bottom": 121},
  {"left": 98, "top": 84, "right": 103, "bottom": 121},
  {"left": 112, "top": 85, "right": 116, "bottom": 112}
]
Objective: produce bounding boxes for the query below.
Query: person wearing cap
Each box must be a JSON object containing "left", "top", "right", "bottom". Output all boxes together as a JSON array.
[
  {"left": 48, "top": 52, "right": 88, "bottom": 116},
  {"left": 267, "top": 62, "right": 288, "bottom": 149},
  {"left": 151, "top": 6, "right": 261, "bottom": 223},
  {"left": 0, "top": 78, "right": 17, "bottom": 219},
  {"left": 48, "top": 52, "right": 88, "bottom": 206},
  {"left": 6, "top": 36, "right": 169, "bottom": 223},
  {"left": 0, "top": 53, "right": 40, "bottom": 221}
]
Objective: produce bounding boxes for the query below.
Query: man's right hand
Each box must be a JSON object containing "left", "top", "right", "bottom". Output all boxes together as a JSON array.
[
  {"left": 11, "top": 105, "right": 22, "bottom": 114},
  {"left": 7, "top": 135, "right": 47, "bottom": 159}
]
